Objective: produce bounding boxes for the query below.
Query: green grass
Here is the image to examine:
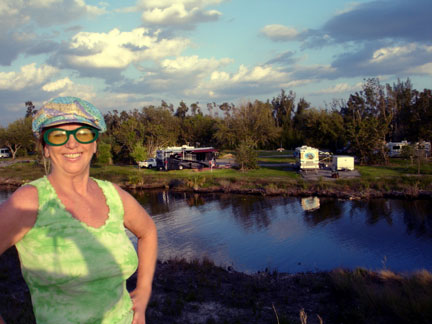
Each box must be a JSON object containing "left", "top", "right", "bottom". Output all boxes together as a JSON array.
[
  {"left": 357, "top": 158, "right": 432, "bottom": 179},
  {"left": 257, "top": 150, "right": 294, "bottom": 157},
  {"left": 1, "top": 156, "right": 432, "bottom": 194}
]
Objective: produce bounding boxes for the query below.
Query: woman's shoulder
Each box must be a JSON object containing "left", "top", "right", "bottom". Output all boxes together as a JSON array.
[{"left": 9, "top": 184, "right": 39, "bottom": 209}]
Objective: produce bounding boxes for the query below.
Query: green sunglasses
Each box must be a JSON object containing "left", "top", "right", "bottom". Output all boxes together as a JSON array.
[{"left": 43, "top": 126, "right": 99, "bottom": 146}]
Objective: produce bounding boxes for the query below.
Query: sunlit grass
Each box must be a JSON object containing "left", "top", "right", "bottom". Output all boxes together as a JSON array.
[{"left": 357, "top": 158, "right": 432, "bottom": 178}]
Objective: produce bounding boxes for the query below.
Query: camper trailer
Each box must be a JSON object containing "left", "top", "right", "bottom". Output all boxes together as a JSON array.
[
  {"left": 332, "top": 155, "right": 354, "bottom": 171},
  {"left": 386, "top": 141, "right": 409, "bottom": 157},
  {"left": 0, "top": 148, "right": 11, "bottom": 158},
  {"left": 295, "top": 146, "right": 319, "bottom": 170}
]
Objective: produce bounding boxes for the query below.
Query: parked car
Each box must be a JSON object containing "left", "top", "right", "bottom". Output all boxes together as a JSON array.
[
  {"left": 138, "top": 158, "right": 157, "bottom": 168},
  {"left": 0, "top": 148, "right": 11, "bottom": 158}
]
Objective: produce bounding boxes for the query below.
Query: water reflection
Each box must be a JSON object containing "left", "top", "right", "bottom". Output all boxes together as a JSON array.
[
  {"left": 1, "top": 189, "right": 432, "bottom": 273},
  {"left": 301, "top": 197, "right": 320, "bottom": 212},
  {"left": 303, "top": 198, "right": 344, "bottom": 226}
]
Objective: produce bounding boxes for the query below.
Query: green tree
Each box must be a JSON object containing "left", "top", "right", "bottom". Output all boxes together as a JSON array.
[
  {"left": 178, "top": 114, "right": 218, "bottom": 147},
  {"left": 140, "top": 105, "right": 180, "bottom": 155},
  {"left": 271, "top": 89, "right": 295, "bottom": 128},
  {"left": 296, "top": 108, "right": 345, "bottom": 151},
  {"left": 235, "top": 138, "right": 258, "bottom": 171},
  {"left": 174, "top": 101, "right": 189, "bottom": 119},
  {"left": 0, "top": 117, "right": 34, "bottom": 159},
  {"left": 112, "top": 117, "right": 145, "bottom": 159},
  {"left": 96, "top": 142, "right": 113, "bottom": 166},
  {"left": 25, "top": 101, "right": 37, "bottom": 118},
  {"left": 130, "top": 142, "right": 148, "bottom": 164},
  {"left": 341, "top": 78, "right": 392, "bottom": 164},
  {"left": 215, "top": 100, "right": 279, "bottom": 149}
]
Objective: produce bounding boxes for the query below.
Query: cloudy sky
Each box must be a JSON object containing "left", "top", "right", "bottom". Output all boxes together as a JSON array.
[{"left": 1, "top": 0, "right": 431, "bottom": 125}]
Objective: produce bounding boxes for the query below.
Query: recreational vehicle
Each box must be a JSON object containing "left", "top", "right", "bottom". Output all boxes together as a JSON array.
[
  {"left": 386, "top": 141, "right": 409, "bottom": 157},
  {"left": 156, "top": 146, "right": 218, "bottom": 170},
  {"left": 295, "top": 146, "right": 319, "bottom": 170}
]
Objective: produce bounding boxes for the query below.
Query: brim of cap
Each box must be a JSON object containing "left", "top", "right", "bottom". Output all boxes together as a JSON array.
[{"left": 42, "top": 118, "right": 102, "bottom": 130}]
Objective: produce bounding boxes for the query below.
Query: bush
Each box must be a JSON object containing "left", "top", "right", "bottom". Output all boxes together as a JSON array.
[
  {"left": 96, "top": 143, "right": 113, "bottom": 166},
  {"left": 235, "top": 139, "right": 258, "bottom": 171},
  {"left": 130, "top": 143, "right": 147, "bottom": 164}
]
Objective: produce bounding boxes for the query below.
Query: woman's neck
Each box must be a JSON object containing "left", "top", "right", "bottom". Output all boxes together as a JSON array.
[{"left": 47, "top": 170, "right": 92, "bottom": 196}]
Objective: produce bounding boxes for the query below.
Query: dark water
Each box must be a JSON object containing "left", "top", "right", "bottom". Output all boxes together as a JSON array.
[
  {"left": 2, "top": 189, "right": 431, "bottom": 273},
  {"left": 130, "top": 190, "right": 432, "bottom": 273}
]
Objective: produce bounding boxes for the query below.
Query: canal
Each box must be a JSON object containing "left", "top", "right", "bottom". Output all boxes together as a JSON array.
[{"left": 1, "top": 189, "right": 431, "bottom": 273}]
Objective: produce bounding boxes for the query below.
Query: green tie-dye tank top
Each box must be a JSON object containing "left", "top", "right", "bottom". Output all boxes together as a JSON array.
[{"left": 15, "top": 177, "right": 138, "bottom": 324}]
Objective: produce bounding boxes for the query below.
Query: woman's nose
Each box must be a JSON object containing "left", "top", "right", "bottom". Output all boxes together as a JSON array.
[{"left": 65, "top": 134, "right": 78, "bottom": 148}]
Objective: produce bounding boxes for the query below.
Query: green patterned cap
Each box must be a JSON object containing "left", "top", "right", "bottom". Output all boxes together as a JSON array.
[{"left": 32, "top": 97, "right": 107, "bottom": 137}]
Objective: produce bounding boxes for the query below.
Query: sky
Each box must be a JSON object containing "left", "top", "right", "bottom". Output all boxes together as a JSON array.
[{"left": 1, "top": 0, "right": 432, "bottom": 126}]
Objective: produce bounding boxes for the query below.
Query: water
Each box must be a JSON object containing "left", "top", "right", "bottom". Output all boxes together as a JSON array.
[
  {"left": 131, "top": 191, "right": 432, "bottom": 273},
  {"left": 2, "top": 189, "right": 431, "bottom": 273}
]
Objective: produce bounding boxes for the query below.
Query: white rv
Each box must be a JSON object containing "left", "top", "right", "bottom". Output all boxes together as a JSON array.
[
  {"left": 0, "top": 148, "right": 11, "bottom": 158},
  {"left": 386, "top": 141, "right": 409, "bottom": 157},
  {"left": 295, "top": 146, "right": 319, "bottom": 170}
]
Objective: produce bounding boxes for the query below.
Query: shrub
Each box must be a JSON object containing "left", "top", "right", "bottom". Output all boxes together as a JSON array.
[
  {"left": 235, "top": 139, "right": 258, "bottom": 171},
  {"left": 96, "top": 143, "right": 113, "bottom": 166}
]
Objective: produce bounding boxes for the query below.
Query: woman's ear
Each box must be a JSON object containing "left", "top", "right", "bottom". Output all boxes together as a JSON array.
[
  {"left": 93, "top": 141, "right": 97, "bottom": 154},
  {"left": 44, "top": 146, "right": 50, "bottom": 158}
]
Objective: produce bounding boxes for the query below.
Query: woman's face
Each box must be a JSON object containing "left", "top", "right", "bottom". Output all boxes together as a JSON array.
[{"left": 43, "top": 123, "right": 97, "bottom": 176}]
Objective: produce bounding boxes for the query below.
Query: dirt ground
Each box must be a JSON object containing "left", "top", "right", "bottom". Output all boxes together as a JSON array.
[
  {"left": 1, "top": 247, "right": 338, "bottom": 324},
  {"left": 299, "top": 169, "right": 361, "bottom": 181}
]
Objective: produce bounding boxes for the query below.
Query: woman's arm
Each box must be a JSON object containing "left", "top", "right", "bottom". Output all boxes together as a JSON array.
[
  {"left": 0, "top": 185, "right": 38, "bottom": 256},
  {"left": 0, "top": 185, "right": 38, "bottom": 324},
  {"left": 115, "top": 185, "right": 157, "bottom": 324}
]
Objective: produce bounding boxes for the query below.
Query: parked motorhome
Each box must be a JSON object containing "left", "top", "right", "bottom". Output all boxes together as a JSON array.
[
  {"left": 294, "top": 146, "right": 319, "bottom": 170},
  {"left": 156, "top": 146, "right": 218, "bottom": 170}
]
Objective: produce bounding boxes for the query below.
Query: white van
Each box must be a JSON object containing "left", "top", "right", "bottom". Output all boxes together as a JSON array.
[{"left": 0, "top": 148, "right": 11, "bottom": 158}]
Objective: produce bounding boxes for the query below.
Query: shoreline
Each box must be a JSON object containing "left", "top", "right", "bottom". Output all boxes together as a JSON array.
[{"left": 1, "top": 176, "right": 432, "bottom": 200}]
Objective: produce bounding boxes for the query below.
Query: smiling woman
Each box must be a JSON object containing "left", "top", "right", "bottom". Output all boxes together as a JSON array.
[{"left": 0, "top": 97, "right": 157, "bottom": 324}]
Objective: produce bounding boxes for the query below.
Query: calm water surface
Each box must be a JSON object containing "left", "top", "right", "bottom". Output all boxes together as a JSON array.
[
  {"left": 1, "top": 189, "right": 431, "bottom": 273},
  {"left": 130, "top": 190, "right": 432, "bottom": 273}
]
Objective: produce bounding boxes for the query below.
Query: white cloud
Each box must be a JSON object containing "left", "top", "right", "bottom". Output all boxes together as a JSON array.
[
  {"left": 141, "top": 3, "right": 221, "bottom": 25},
  {"left": 370, "top": 44, "right": 417, "bottom": 63},
  {"left": 408, "top": 63, "right": 432, "bottom": 75},
  {"left": 261, "top": 24, "right": 300, "bottom": 41},
  {"left": 0, "top": 0, "right": 106, "bottom": 29},
  {"left": 42, "top": 77, "right": 74, "bottom": 92},
  {"left": 64, "top": 28, "right": 190, "bottom": 69},
  {"left": 41, "top": 77, "right": 100, "bottom": 107},
  {"left": 209, "top": 64, "right": 286, "bottom": 84},
  {"left": 0, "top": 63, "right": 58, "bottom": 91},
  {"left": 160, "top": 55, "right": 232, "bottom": 75},
  {"left": 134, "top": 0, "right": 224, "bottom": 26},
  {"left": 137, "top": 0, "right": 224, "bottom": 10},
  {"left": 313, "top": 82, "right": 362, "bottom": 95}
]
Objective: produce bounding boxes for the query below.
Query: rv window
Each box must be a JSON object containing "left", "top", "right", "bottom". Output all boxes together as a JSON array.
[{"left": 393, "top": 146, "right": 400, "bottom": 150}]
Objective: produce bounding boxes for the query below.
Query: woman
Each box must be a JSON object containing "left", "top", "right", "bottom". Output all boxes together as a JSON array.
[{"left": 0, "top": 97, "right": 157, "bottom": 324}]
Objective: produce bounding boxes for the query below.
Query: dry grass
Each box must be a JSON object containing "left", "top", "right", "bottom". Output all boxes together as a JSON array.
[{"left": 330, "top": 267, "right": 432, "bottom": 324}]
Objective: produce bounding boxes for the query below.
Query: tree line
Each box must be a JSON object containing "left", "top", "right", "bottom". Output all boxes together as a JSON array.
[{"left": 0, "top": 78, "right": 431, "bottom": 165}]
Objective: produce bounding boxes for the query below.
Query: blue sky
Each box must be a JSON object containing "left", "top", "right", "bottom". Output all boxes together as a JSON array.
[{"left": 1, "top": 0, "right": 431, "bottom": 125}]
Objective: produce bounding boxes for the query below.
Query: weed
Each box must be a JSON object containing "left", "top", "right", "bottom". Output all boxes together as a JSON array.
[{"left": 186, "top": 175, "right": 206, "bottom": 190}]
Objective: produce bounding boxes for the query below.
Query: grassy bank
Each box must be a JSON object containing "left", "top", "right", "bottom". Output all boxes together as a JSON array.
[{"left": 0, "top": 156, "right": 431, "bottom": 199}]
